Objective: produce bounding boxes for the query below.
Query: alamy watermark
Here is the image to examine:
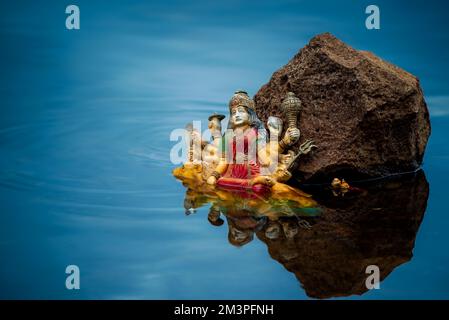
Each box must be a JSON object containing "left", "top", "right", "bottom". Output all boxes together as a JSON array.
[
  {"left": 65, "top": 265, "right": 80, "bottom": 290},
  {"left": 365, "top": 5, "right": 380, "bottom": 30},
  {"left": 365, "top": 265, "right": 380, "bottom": 290},
  {"left": 65, "top": 5, "right": 80, "bottom": 30}
]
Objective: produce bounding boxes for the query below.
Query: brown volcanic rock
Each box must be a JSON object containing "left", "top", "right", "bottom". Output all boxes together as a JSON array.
[{"left": 254, "top": 33, "right": 431, "bottom": 182}]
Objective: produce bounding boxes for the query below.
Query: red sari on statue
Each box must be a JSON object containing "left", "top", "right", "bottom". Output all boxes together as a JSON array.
[{"left": 216, "top": 128, "right": 270, "bottom": 197}]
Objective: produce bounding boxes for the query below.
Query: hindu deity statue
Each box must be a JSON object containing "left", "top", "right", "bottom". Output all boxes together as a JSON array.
[
  {"left": 172, "top": 89, "right": 318, "bottom": 207},
  {"left": 206, "top": 90, "right": 301, "bottom": 194}
]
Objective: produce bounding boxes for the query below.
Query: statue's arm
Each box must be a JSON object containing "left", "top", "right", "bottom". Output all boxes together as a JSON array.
[
  {"left": 214, "top": 160, "right": 228, "bottom": 176},
  {"left": 280, "top": 127, "right": 300, "bottom": 151},
  {"left": 214, "top": 137, "right": 229, "bottom": 176},
  {"left": 258, "top": 142, "right": 277, "bottom": 167},
  {"left": 207, "top": 159, "right": 228, "bottom": 185}
]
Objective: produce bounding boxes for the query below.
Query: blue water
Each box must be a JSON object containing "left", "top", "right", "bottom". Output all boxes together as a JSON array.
[{"left": 1, "top": 0, "right": 449, "bottom": 299}]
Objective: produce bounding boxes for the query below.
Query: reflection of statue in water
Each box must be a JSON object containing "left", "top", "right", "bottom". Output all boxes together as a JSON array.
[{"left": 182, "top": 186, "right": 320, "bottom": 248}]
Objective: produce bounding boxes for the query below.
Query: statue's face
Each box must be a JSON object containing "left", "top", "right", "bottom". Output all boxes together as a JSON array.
[{"left": 231, "top": 106, "right": 250, "bottom": 127}]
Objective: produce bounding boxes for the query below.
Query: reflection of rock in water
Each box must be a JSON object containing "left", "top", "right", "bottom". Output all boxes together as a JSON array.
[{"left": 256, "top": 170, "right": 429, "bottom": 299}]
